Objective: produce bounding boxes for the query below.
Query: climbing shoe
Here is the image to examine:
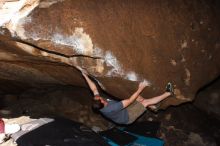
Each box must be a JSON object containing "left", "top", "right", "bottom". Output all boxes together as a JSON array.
[{"left": 166, "top": 82, "right": 174, "bottom": 96}]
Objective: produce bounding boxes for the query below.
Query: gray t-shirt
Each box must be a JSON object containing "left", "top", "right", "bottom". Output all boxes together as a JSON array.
[{"left": 99, "top": 99, "right": 129, "bottom": 124}]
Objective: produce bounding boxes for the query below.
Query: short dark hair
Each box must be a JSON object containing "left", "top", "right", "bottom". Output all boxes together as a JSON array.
[{"left": 92, "top": 99, "right": 104, "bottom": 113}]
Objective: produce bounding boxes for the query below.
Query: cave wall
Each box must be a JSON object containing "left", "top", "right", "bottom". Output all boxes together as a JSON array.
[
  {"left": 194, "top": 77, "right": 220, "bottom": 120},
  {"left": 0, "top": 0, "right": 220, "bottom": 109}
]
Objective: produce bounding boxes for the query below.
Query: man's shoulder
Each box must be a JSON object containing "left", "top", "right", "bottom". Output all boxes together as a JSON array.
[
  {"left": 107, "top": 99, "right": 121, "bottom": 105},
  {"left": 101, "top": 101, "right": 123, "bottom": 112}
]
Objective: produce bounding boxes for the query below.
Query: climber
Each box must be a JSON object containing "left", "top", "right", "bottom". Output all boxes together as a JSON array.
[{"left": 80, "top": 69, "right": 174, "bottom": 125}]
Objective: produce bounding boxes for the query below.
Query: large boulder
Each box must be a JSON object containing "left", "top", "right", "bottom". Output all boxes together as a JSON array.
[{"left": 0, "top": 0, "right": 219, "bottom": 109}]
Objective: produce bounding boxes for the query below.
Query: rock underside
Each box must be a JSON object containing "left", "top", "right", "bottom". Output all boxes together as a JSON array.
[{"left": 0, "top": 0, "right": 219, "bottom": 107}]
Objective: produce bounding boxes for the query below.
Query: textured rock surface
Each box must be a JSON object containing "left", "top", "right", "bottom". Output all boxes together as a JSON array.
[
  {"left": 194, "top": 77, "right": 220, "bottom": 120},
  {"left": 0, "top": 0, "right": 220, "bottom": 109}
]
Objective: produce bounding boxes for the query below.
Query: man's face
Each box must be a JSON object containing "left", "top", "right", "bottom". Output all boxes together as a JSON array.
[
  {"left": 94, "top": 96, "right": 102, "bottom": 100},
  {"left": 94, "top": 96, "right": 106, "bottom": 105}
]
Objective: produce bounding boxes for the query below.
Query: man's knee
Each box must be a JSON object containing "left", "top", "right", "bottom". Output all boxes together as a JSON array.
[
  {"left": 136, "top": 95, "right": 145, "bottom": 102},
  {"left": 142, "top": 99, "right": 152, "bottom": 107}
]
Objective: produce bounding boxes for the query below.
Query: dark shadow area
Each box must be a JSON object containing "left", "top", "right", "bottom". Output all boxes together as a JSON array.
[
  {"left": 0, "top": 85, "right": 110, "bottom": 131},
  {"left": 195, "top": 75, "right": 220, "bottom": 97},
  {"left": 147, "top": 102, "right": 220, "bottom": 146}
]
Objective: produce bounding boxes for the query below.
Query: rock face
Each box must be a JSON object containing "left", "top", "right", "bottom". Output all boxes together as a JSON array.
[
  {"left": 0, "top": 0, "right": 220, "bottom": 109},
  {"left": 194, "top": 77, "right": 220, "bottom": 120}
]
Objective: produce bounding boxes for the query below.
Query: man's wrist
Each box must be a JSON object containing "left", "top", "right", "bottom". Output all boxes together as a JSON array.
[
  {"left": 138, "top": 86, "right": 145, "bottom": 90},
  {"left": 82, "top": 73, "right": 88, "bottom": 77}
]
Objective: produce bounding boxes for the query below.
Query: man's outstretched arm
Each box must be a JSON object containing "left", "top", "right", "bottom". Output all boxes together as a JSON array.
[
  {"left": 122, "top": 81, "right": 149, "bottom": 108},
  {"left": 81, "top": 71, "right": 99, "bottom": 96}
]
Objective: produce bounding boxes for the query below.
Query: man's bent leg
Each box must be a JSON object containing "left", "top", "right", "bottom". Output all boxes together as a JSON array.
[
  {"left": 136, "top": 95, "right": 145, "bottom": 103},
  {"left": 142, "top": 92, "right": 171, "bottom": 108}
]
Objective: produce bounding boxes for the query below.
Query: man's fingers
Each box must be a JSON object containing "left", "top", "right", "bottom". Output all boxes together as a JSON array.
[
  {"left": 76, "top": 66, "right": 88, "bottom": 75},
  {"left": 76, "top": 66, "right": 83, "bottom": 71},
  {"left": 142, "top": 80, "right": 151, "bottom": 86},
  {"left": 139, "top": 80, "right": 151, "bottom": 88}
]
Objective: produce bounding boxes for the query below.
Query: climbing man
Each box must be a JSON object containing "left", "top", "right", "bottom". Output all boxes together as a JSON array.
[{"left": 80, "top": 69, "right": 174, "bottom": 125}]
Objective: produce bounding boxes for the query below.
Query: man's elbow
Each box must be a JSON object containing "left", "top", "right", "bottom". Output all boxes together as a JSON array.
[
  {"left": 90, "top": 87, "right": 97, "bottom": 92},
  {"left": 122, "top": 99, "right": 132, "bottom": 108},
  {"left": 92, "top": 89, "right": 99, "bottom": 95}
]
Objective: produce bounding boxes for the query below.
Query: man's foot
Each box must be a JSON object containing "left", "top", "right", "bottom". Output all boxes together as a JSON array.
[{"left": 166, "top": 82, "right": 174, "bottom": 96}]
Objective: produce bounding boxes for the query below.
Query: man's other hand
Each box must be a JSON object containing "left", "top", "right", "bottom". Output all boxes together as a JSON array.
[
  {"left": 76, "top": 66, "right": 88, "bottom": 76},
  {"left": 139, "top": 80, "right": 151, "bottom": 89}
]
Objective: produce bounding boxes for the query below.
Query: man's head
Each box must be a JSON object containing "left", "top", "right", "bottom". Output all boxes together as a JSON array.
[{"left": 92, "top": 96, "right": 105, "bottom": 113}]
